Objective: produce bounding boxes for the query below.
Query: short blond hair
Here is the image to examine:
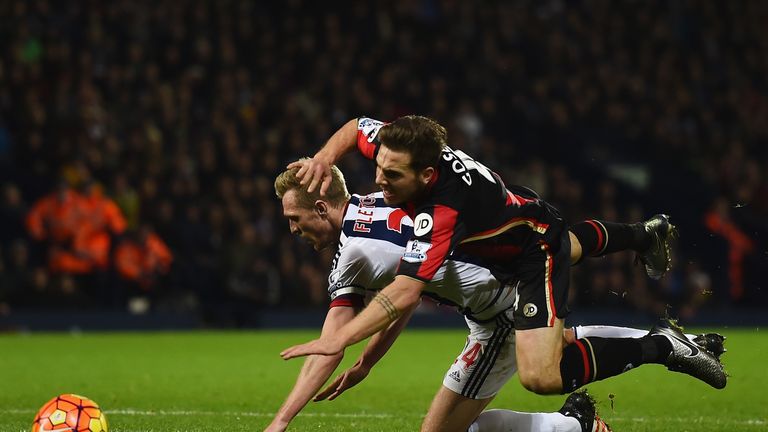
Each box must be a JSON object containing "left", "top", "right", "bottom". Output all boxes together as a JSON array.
[{"left": 274, "top": 158, "right": 351, "bottom": 209}]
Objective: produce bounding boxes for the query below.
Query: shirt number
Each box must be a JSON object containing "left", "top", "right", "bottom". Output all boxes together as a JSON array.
[
  {"left": 442, "top": 148, "right": 496, "bottom": 186},
  {"left": 460, "top": 342, "right": 483, "bottom": 368}
]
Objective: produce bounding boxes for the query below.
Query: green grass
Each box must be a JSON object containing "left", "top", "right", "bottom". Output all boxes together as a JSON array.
[{"left": 0, "top": 328, "right": 765, "bottom": 431}]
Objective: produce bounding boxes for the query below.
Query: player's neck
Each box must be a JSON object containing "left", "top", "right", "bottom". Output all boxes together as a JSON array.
[{"left": 328, "top": 202, "right": 346, "bottom": 236}]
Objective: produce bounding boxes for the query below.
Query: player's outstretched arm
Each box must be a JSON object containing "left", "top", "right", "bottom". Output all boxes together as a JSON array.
[
  {"left": 281, "top": 276, "right": 425, "bottom": 360},
  {"left": 315, "top": 302, "right": 418, "bottom": 401},
  {"left": 287, "top": 118, "right": 358, "bottom": 195},
  {"left": 264, "top": 306, "right": 357, "bottom": 432}
]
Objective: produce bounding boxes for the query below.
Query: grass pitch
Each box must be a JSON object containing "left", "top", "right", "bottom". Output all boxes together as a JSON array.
[{"left": 0, "top": 328, "right": 765, "bottom": 431}]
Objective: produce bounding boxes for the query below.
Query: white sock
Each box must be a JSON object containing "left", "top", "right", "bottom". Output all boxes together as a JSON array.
[
  {"left": 574, "top": 325, "right": 696, "bottom": 342},
  {"left": 468, "top": 410, "right": 581, "bottom": 432}
]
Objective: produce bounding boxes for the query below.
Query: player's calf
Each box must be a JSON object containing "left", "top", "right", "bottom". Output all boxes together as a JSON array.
[
  {"left": 559, "top": 333, "right": 673, "bottom": 393},
  {"left": 468, "top": 391, "right": 611, "bottom": 432},
  {"left": 569, "top": 214, "right": 677, "bottom": 281}
]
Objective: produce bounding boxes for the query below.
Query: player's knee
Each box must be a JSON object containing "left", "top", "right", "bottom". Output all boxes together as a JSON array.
[
  {"left": 569, "top": 231, "right": 583, "bottom": 264},
  {"left": 519, "top": 375, "right": 559, "bottom": 395},
  {"left": 518, "top": 366, "right": 560, "bottom": 395}
]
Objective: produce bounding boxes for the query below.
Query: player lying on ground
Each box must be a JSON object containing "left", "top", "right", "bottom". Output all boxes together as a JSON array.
[
  {"left": 267, "top": 165, "right": 726, "bottom": 432},
  {"left": 282, "top": 116, "right": 726, "bottom": 399}
]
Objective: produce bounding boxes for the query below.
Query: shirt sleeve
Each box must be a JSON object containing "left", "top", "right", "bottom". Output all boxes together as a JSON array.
[
  {"left": 356, "top": 117, "right": 386, "bottom": 160},
  {"left": 397, "top": 203, "right": 465, "bottom": 283}
]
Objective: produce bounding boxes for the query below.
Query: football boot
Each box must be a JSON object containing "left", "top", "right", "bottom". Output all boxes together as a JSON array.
[
  {"left": 649, "top": 319, "right": 727, "bottom": 389},
  {"left": 637, "top": 214, "right": 677, "bottom": 280},
  {"left": 559, "top": 390, "right": 613, "bottom": 432}
]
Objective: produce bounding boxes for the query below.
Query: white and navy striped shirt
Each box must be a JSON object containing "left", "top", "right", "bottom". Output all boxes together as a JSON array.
[{"left": 328, "top": 192, "right": 517, "bottom": 322}]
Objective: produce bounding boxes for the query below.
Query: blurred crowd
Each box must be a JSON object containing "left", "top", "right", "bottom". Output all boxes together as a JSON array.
[{"left": 1, "top": 0, "right": 766, "bottom": 322}]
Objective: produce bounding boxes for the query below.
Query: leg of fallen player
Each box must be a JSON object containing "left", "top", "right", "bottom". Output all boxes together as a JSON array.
[
  {"left": 421, "top": 387, "right": 589, "bottom": 432},
  {"left": 421, "top": 387, "right": 493, "bottom": 432},
  {"left": 515, "top": 320, "right": 568, "bottom": 394},
  {"left": 468, "top": 410, "right": 583, "bottom": 432}
]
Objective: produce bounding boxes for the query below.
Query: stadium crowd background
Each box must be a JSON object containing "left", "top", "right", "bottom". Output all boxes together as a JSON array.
[{"left": 0, "top": 0, "right": 766, "bottom": 325}]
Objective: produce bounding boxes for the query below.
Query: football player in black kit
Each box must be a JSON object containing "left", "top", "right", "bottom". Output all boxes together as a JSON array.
[{"left": 281, "top": 115, "right": 726, "bottom": 431}]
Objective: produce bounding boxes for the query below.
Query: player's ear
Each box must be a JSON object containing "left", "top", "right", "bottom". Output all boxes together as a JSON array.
[
  {"left": 315, "top": 200, "right": 328, "bottom": 217},
  {"left": 420, "top": 166, "right": 435, "bottom": 185}
]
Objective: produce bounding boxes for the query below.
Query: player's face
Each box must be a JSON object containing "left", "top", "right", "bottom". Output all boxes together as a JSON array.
[
  {"left": 375, "top": 145, "right": 432, "bottom": 205},
  {"left": 281, "top": 190, "right": 336, "bottom": 251}
]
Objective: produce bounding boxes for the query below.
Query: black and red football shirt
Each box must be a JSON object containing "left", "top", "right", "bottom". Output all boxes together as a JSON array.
[{"left": 356, "top": 117, "right": 566, "bottom": 283}]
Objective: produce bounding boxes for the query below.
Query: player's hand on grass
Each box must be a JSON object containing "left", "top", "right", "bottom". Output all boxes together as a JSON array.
[
  {"left": 287, "top": 156, "right": 333, "bottom": 196},
  {"left": 314, "top": 359, "right": 370, "bottom": 401},
  {"left": 280, "top": 337, "right": 344, "bottom": 360}
]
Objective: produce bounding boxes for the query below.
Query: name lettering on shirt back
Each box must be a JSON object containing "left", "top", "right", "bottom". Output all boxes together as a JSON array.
[{"left": 353, "top": 194, "right": 377, "bottom": 233}]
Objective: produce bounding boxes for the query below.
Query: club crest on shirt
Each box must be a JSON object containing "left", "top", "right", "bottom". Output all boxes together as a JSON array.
[
  {"left": 413, "top": 213, "right": 433, "bottom": 237},
  {"left": 523, "top": 303, "right": 538, "bottom": 317},
  {"left": 358, "top": 118, "right": 385, "bottom": 142},
  {"left": 403, "top": 240, "right": 432, "bottom": 263},
  {"left": 328, "top": 269, "right": 341, "bottom": 287}
]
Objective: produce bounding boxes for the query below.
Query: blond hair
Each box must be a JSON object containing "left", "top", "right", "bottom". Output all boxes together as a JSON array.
[{"left": 274, "top": 158, "right": 351, "bottom": 209}]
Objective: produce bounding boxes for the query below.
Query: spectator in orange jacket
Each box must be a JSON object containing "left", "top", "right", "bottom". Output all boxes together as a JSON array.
[
  {"left": 25, "top": 182, "right": 84, "bottom": 245},
  {"left": 25, "top": 182, "right": 93, "bottom": 274},
  {"left": 26, "top": 181, "right": 129, "bottom": 275},
  {"left": 115, "top": 224, "right": 173, "bottom": 291},
  {"left": 74, "top": 182, "right": 128, "bottom": 270}
]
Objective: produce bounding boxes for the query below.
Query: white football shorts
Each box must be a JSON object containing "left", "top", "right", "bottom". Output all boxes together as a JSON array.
[{"left": 442, "top": 308, "right": 517, "bottom": 400}]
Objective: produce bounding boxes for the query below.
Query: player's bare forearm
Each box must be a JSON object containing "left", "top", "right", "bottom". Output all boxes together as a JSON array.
[
  {"left": 267, "top": 307, "right": 356, "bottom": 431},
  {"left": 313, "top": 304, "right": 418, "bottom": 403},
  {"left": 267, "top": 354, "right": 343, "bottom": 431},
  {"left": 280, "top": 276, "right": 424, "bottom": 360},
  {"left": 359, "top": 301, "right": 418, "bottom": 370},
  {"left": 330, "top": 276, "right": 423, "bottom": 351},
  {"left": 315, "top": 118, "right": 359, "bottom": 162}
]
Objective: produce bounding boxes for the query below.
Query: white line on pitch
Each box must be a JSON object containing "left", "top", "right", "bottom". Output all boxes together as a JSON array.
[
  {"left": 110, "top": 409, "right": 395, "bottom": 418},
  {"left": 614, "top": 417, "right": 766, "bottom": 425},
  {"left": 2, "top": 408, "right": 395, "bottom": 419},
  {"left": 4, "top": 409, "right": 765, "bottom": 425}
]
